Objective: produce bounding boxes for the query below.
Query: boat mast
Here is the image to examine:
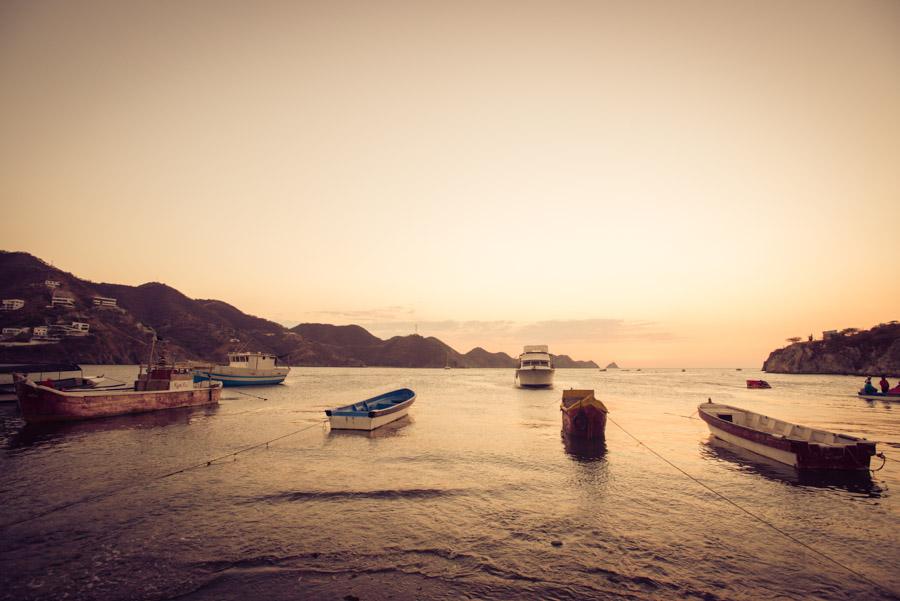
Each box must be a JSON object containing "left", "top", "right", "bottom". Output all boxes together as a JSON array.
[{"left": 143, "top": 330, "right": 157, "bottom": 378}]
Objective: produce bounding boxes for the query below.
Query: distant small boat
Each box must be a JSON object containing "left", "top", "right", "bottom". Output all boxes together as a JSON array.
[
  {"left": 698, "top": 401, "right": 877, "bottom": 471},
  {"left": 515, "top": 345, "right": 554, "bottom": 388},
  {"left": 560, "top": 389, "right": 608, "bottom": 440},
  {"left": 735, "top": 368, "right": 743, "bottom": 371},
  {"left": 326, "top": 388, "right": 416, "bottom": 431},
  {"left": 193, "top": 351, "right": 289, "bottom": 387},
  {"left": 858, "top": 392, "right": 900, "bottom": 402},
  {"left": 746, "top": 379, "right": 771, "bottom": 389}
]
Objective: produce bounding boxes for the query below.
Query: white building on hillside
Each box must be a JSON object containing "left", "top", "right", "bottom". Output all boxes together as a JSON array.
[
  {"left": 69, "top": 322, "right": 90, "bottom": 335},
  {"left": 92, "top": 296, "right": 118, "bottom": 307},
  {"left": 50, "top": 295, "right": 75, "bottom": 308},
  {"left": 45, "top": 280, "right": 60, "bottom": 288},
  {"left": 1, "top": 299, "right": 25, "bottom": 311},
  {"left": 32, "top": 326, "right": 49, "bottom": 338},
  {"left": 1, "top": 327, "right": 29, "bottom": 338}
]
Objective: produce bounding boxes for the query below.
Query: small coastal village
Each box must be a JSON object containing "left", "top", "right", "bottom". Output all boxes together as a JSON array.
[{"left": 2, "top": 2, "right": 899, "bottom": 599}]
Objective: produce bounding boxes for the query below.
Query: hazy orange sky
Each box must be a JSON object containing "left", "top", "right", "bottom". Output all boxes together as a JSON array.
[{"left": 2, "top": 1, "right": 898, "bottom": 366}]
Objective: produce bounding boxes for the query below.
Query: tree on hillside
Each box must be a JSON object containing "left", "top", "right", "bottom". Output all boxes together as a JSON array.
[
  {"left": 786, "top": 337, "right": 802, "bottom": 344},
  {"left": 840, "top": 327, "right": 860, "bottom": 335}
]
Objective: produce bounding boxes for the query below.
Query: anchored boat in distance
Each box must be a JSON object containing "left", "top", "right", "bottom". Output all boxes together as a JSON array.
[
  {"left": 515, "top": 345, "right": 555, "bottom": 388},
  {"left": 193, "top": 351, "right": 290, "bottom": 387}
]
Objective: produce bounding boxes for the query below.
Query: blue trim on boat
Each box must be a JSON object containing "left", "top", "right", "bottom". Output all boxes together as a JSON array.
[
  {"left": 193, "top": 373, "right": 286, "bottom": 387},
  {"left": 326, "top": 388, "right": 416, "bottom": 417}
]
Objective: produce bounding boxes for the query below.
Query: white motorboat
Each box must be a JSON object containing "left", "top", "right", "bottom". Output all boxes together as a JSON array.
[
  {"left": 193, "top": 351, "right": 290, "bottom": 387},
  {"left": 515, "top": 345, "right": 555, "bottom": 388}
]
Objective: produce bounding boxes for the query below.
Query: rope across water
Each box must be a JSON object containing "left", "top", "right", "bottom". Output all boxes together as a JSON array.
[
  {"left": 607, "top": 415, "right": 898, "bottom": 599},
  {"left": 0, "top": 418, "right": 328, "bottom": 530}
]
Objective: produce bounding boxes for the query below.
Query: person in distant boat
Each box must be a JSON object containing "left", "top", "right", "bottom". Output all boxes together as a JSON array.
[
  {"left": 862, "top": 377, "right": 879, "bottom": 395},
  {"left": 879, "top": 376, "right": 890, "bottom": 394}
]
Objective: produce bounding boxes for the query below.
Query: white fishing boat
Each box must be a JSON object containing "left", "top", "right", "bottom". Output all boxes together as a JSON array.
[
  {"left": 193, "top": 351, "right": 289, "bottom": 387},
  {"left": 326, "top": 388, "right": 416, "bottom": 431},
  {"left": 515, "top": 345, "right": 554, "bottom": 388},
  {"left": 698, "top": 400, "right": 878, "bottom": 471}
]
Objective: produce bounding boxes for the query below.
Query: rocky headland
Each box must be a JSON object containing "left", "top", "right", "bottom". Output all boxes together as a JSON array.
[
  {"left": 0, "top": 251, "right": 598, "bottom": 369},
  {"left": 762, "top": 323, "right": 900, "bottom": 377}
]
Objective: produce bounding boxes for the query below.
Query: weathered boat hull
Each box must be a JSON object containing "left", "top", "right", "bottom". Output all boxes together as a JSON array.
[
  {"left": 193, "top": 371, "right": 287, "bottom": 387},
  {"left": 560, "top": 389, "right": 608, "bottom": 440},
  {"left": 14, "top": 376, "right": 222, "bottom": 423},
  {"left": 698, "top": 403, "right": 875, "bottom": 471},
  {"left": 858, "top": 393, "right": 900, "bottom": 402},
  {"left": 746, "top": 380, "right": 771, "bottom": 389},
  {"left": 515, "top": 368, "right": 554, "bottom": 388},
  {"left": 561, "top": 404, "right": 607, "bottom": 439}
]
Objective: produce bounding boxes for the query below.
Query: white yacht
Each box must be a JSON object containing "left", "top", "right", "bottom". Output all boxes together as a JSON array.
[
  {"left": 515, "top": 345, "right": 555, "bottom": 388},
  {"left": 193, "top": 351, "right": 290, "bottom": 387}
]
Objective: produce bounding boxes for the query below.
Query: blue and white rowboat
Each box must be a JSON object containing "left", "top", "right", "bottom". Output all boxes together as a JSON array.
[{"left": 326, "top": 388, "right": 416, "bottom": 431}]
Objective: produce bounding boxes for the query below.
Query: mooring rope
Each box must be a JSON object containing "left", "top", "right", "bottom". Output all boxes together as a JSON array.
[
  {"left": 0, "top": 419, "right": 328, "bottom": 530},
  {"left": 228, "top": 388, "right": 268, "bottom": 401},
  {"left": 607, "top": 415, "right": 898, "bottom": 599}
]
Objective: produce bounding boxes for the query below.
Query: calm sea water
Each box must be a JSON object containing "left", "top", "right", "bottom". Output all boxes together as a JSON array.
[{"left": 1, "top": 367, "right": 898, "bottom": 601}]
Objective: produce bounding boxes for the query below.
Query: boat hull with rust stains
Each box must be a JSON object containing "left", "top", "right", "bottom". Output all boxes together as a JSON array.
[
  {"left": 698, "top": 402, "right": 875, "bottom": 471},
  {"left": 14, "top": 375, "right": 222, "bottom": 423}
]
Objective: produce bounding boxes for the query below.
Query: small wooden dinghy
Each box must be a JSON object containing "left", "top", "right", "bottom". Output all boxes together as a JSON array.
[
  {"left": 746, "top": 380, "right": 771, "bottom": 389},
  {"left": 326, "top": 388, "right": 416, "bottom": 431},
  {"left": 560, "top": 389, "right": 608, "bottom": 440},
  {"left": 698, "top": 401, "right": 876, "bottom": 471}
]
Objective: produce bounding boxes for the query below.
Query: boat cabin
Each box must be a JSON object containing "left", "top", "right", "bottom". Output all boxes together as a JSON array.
[
  {"left": 227, "top": 352, "right": 279, "bottom": 369},
  {"left": 135, "top": 364, "right": 194, "bottom": 391},
  {"left": 518, "top": 345, "right": 553, "bottom": 368}
]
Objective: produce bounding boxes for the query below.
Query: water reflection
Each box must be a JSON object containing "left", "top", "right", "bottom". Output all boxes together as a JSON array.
[
  {"left": 562, "top": 431, "right": 608, "bottom": 462},
  {"left": 701, "top": 437, "right": 881, "bottom": 497},
  {"left": 326, "top": 415, "right": 413, "bottom": 439},
  {"left": 5, "top": 404, "right": 220, "bottom": 450}
]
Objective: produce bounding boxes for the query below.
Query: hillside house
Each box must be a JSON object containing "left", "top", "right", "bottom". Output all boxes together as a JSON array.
[
  {"left": 68, "top": 322, "right": 90, "bottom": 336},
  {"left": 32, "top": 326, "right": 49, "bottom": 338},
  {"left": 45, "top": 280, "right": 60, "bottom": 288},
  {"left": 1, "top": 299, "right": 25, "bottom": 311},
  {"left": 92, "top": 296, "right": 118, "bottom": 307},
  {"left": 823, "top": 330, "right": 840, "bottom": 340},
  {"left": 2, "top": 327, "right": 29, "bottom": 338},
  {"left": 50, "top": 295, "right": 75, "bottom": 308}
]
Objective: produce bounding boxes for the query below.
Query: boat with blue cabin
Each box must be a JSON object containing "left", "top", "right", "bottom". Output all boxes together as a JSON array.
[
  {"left": 193, "top": 351, "right": 290, "bottom": 387},
  {"left": 326, "top": 388, "right": 416, "bottom": 431}
]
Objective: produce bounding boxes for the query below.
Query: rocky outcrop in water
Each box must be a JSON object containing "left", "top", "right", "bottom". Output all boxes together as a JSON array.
[{"left": 762, "top": 323, "right": 900, "bottom": 377}]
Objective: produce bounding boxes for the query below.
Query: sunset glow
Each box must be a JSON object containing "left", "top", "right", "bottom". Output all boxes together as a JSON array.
[{"left": 2, "top": 0, "right": 898, "bottom": 366}]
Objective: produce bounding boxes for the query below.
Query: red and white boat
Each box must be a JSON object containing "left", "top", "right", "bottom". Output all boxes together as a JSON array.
[
  {"left": 14, "top": 362, "right": 221, "bottom": 423},
  {"left": 560, "top": 389, "right": 608, "bottom": 440},
  {"left": 698, "top": 401, "right": 876, "bottom": 471},
  {"left": 746, "top": 380, "right": 771, "bottom": 389}
]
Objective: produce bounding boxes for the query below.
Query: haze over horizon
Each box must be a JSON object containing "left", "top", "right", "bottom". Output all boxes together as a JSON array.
[{"left": 2, "top": 1, "right": 898, "bottom": 367}]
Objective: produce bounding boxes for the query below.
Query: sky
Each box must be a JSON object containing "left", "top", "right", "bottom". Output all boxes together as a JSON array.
[{"left": 1, "top": 0, "right": 898, "bottom": 366}]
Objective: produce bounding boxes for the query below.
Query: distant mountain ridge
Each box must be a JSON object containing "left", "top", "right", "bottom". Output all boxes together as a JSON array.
[
  {"left": 0, "top": 251, "right": 598, "bottom": 368},
  {"left": 763, "top": 323, "right": 900, "bottom": 377}
]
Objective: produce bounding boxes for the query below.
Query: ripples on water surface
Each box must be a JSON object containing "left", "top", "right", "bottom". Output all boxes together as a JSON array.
[{"left": 1, "top": 368, "right": 898, "bottom": 600}]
